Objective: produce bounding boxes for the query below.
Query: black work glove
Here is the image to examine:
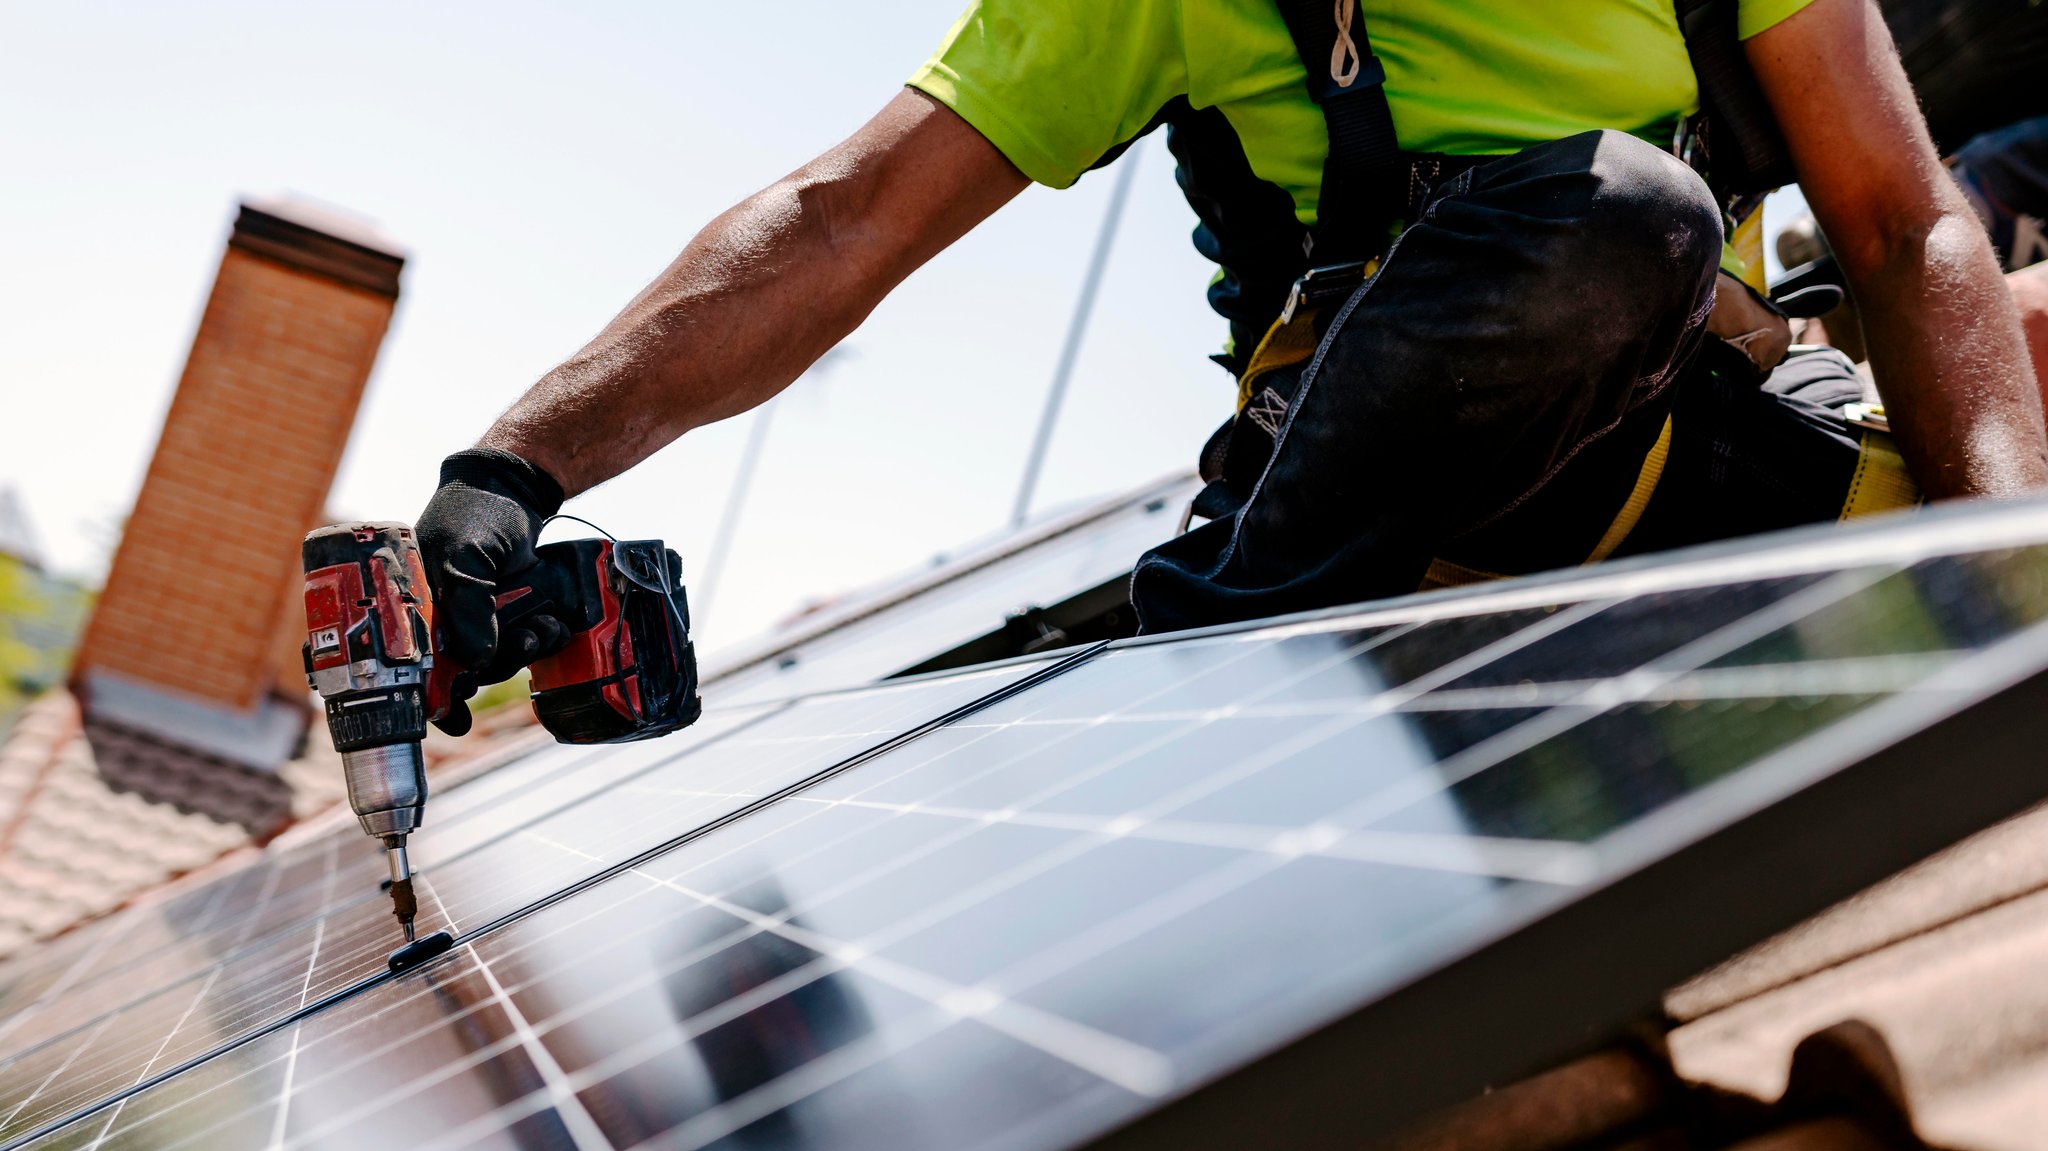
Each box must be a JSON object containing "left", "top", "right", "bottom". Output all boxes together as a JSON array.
[{"left": 416, "top": 448, "right": 568, "bottom": 736}]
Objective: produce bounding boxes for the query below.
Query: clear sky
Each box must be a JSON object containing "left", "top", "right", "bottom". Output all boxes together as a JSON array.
[{"left": 0, "top": 1, "right": 1227, "bottom": 650}]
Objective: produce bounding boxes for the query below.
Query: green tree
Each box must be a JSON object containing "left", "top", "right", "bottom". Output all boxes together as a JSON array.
[
  {"left": 0, "top": 556, "right": 41, "bottom": 730},
  {"left": 0, "top": 557, "right": 90, "bottom": 737}
]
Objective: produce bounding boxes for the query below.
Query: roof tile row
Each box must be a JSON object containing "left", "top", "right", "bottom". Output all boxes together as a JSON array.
[{"left": 0, "top": 690, "right": 344, "bottom": 962}]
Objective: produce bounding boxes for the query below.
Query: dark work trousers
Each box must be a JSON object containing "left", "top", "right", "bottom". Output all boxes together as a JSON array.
[{"left": 1132, "top": 129, "right": 1877, "bottom": 634}]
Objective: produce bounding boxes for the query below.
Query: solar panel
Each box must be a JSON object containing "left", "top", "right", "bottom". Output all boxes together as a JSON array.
[
  {"left": 9, "top": 501, "right": 2048, "bottom": 1151},
  {"left": 0, "top": 655, "right": 1074, "bottom": 1147},
  {"left": 0, "top": 741, "right": 659, "bottom": 1089},
  {"left": 404, "top": 659, "right": 1074, "bottom": 938},
  {"left": 0, "top": 734, "right": 625, "bottom": 1037}
]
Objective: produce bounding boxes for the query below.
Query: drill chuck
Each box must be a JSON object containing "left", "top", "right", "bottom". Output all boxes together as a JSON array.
[
  {"left": 323, "top": 679, "right": 430, "bottom": 840},
  {"left": 339, "top": 743, "right": 427, "bottom": 840}
]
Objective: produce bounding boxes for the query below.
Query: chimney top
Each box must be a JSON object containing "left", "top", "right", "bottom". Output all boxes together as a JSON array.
[{"left": 229, "top": 197, "right": 406, "bottom": 299}]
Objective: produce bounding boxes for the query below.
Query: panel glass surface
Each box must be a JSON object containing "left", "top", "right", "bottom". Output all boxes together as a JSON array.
[
  {"left": 0, "top": 734, "right": 618, "bottom": 1035},
  {"left": 15, "top": 534, "right": 2048, "bottom": 1151},
  {"left": 0, "top": 660, "right": 1055, "bottom": 1147},
  {"left": 0, "top": 833, "right": 376, "bottom": 1063},
  {"left": 0, "top": 720, "right": 759, "bottom": 1085},
  {"left": 403, "top": 660, "right": 1056, "bottom": 936}
]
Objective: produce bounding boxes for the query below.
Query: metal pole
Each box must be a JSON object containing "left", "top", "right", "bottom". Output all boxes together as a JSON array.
[
  {"left": 1010, "top": 147, "right": 1141, "bottom": 529},
  {"left": 694, "top": 348, "right": 846, "bottom": 631}
]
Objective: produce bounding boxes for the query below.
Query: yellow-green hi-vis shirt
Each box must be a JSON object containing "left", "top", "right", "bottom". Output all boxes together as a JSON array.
[{"left": 909, "top": 0, "right": 1816, "bottom": 362}]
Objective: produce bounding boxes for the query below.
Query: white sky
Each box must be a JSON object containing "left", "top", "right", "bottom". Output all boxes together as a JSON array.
[
  {"left": 1, "top": 2, "right": 1816, "bottom": 651},
  {"left": 0, "top": 1, "right": 1226, "bottom": 650}
]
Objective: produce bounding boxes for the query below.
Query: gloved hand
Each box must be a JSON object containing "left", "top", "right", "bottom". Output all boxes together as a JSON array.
[
  {"left": 1706, "top": 271, "right": 1794, "bottom": 378},
  {"left": 415, "top": 448, "right": 569, "bottom": 736}
]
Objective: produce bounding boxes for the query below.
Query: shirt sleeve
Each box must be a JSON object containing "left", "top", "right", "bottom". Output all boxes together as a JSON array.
[
  {"left": 1737, "top": 0, "right": 1822, "bottom": 40},
  {"left": 908, "top": 0, "right": 1188, "bottom": 189}
]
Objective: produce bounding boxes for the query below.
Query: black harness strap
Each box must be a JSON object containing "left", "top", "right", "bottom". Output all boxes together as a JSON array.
[
  {"left": 1190, "top": 2, "right": 1444, "bottom": 523},
  {"left": 1275, "top": 0, "right": 1791, "bottom": 252},
  {"left": 1676, "top": 0, "right": 1795, "bottom": 202},
  {"left": 1274, "top": 0, "right": 1404, "bottom": 262}
]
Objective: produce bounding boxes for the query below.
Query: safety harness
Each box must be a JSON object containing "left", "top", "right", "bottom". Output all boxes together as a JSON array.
[{"left": 1186, "top": 0, "right": 1919, "bottom": 569}]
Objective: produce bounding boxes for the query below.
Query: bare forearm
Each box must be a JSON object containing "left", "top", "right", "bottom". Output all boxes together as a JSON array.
[
  {"left": 478, "top": 89, "right": 1026, "bottom": 497},
  {"left": 481, "top": 178, "right": 882, "bottom": 496},
  {"left": 1747, "top": 0, "right": 2047, "bottom": 501},
  {"left": 1849, "top": 204, "right": 2048, "bottom": 499}
]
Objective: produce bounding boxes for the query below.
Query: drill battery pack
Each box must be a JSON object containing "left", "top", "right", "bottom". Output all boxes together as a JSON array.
[{"left": 516, "top": 539, "right": 702, "bottom": 744}]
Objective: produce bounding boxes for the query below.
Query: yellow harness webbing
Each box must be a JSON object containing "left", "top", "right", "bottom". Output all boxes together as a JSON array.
[
  {"left": 1586, "top": 413, "right": 1673, "bottom": 563},
  {"left": 1236, "top": 310, "right": 1323, "bottom": 410},
  {"left": 1839, "top": 430, "right": 1920, "bottom": 520},
  {"left": 1419, "top": 413, "right": 1674, "bottom": 592}
]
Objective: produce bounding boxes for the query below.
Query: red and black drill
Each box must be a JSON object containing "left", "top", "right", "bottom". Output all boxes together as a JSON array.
[{"left": 302, "top": 522, "right": 700, "bottom": 943}]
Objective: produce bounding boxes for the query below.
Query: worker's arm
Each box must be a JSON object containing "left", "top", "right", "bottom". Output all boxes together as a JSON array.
[
  {"left": 1746, "top": 0, "right": 2048, "bottom": 498},
  {"left": 485, "top": 88, "right": 1028, "bottom": 494},
  {"left": 417, "top": 90, "right": 1026, "bottom": 684}
]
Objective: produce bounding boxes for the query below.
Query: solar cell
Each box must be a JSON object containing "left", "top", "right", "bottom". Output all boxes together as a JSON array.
[
  {"left": 0, "top": 728, "right": 779, "bottom": 1100},
  {"left": 403, "top": 658, "right": 1072, "bottom": 937},
  {"left": 0, "top": 735, "right": 613, "bottom": 1040},
  {"left": 13, "top": 504, "right": 2048, "bottom": 1151},
  {"left": 0, "top": 834, "right": 364, "bottom": 1059},
  {"left": 0, "top": 748, "right": 611, "bottom": 1079},
  {"left": 0, "top": 655, "right": 1074, "bottom": 1147},
  {"left": 0, "top": 882, "right": 407, "bottom": 1144}
]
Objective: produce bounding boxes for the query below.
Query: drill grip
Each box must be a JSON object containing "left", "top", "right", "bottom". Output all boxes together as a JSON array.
[
  {"left": 423, "top": 540, "right": 605, "bottom": 723},
  {"left": 423, "top": 537, "right": 697, "bottom": 745}
]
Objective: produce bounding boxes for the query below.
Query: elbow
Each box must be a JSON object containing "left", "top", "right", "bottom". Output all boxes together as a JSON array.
[
  {"left": 1855, "top": 208, "right": 2004, "bottom": 316},
  {"left": 1832, "top": 181, "right": 1988, "bottom": 288}
]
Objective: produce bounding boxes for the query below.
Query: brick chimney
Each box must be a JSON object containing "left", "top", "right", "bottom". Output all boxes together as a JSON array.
[{"left": 72, "top": 199, "right": 404, "bottom": 769}]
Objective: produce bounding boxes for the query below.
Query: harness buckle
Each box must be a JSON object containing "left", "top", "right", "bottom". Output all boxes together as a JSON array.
[
  {"left": 1279, "top": 260, "right": 1370, "bottom": 325},
  {"left": 1843, "top": 402, "right": 1890, "bottom": 433}
]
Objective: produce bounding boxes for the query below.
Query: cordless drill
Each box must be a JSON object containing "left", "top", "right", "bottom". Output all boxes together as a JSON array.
[{"left": 302, "top": 522, "right": 701, "bottom": 942}]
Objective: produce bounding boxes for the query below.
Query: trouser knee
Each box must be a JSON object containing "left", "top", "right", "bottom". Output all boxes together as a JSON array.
[
  {"left": 1578, "top": 129, "right": 1724, "bottom": 304},
  {"left": 1446, "top": 128, "right": 1721, "bottom": 338}
]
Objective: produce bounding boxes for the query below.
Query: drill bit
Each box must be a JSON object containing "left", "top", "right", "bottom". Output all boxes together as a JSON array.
[
  {"left": 386, "top": 838, "right": 417, "bottom": 942},
  {"left": 390, "top": 878, "right": 417, "bottom": 942}
]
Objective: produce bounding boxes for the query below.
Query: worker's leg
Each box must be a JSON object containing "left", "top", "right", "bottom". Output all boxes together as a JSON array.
[{"left": 1133, "top": 129, "right": 1722, "bottom": 632}]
